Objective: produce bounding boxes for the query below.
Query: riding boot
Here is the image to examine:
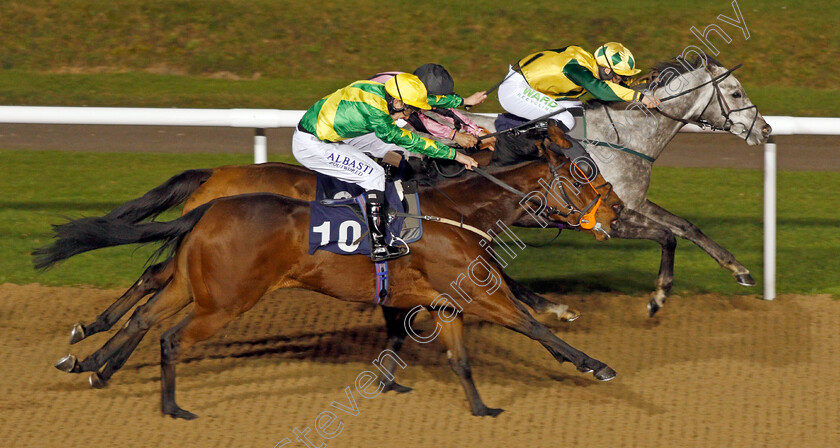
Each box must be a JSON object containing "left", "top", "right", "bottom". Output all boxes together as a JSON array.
[{"left": 365, "top": 190, "right": 407, "bottom": 262}]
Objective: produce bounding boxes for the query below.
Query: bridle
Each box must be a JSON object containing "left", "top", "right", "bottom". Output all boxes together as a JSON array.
[
  {"left": 472, "top": 153, "right": 611, "bottom": 230},
  {"left": 654, "top": 64, "right": 759, "bottom": 141}
]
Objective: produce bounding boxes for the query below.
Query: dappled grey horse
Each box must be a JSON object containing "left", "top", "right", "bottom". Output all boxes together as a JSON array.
[{"left": 466, "top": 55, "right": 772, "bottom": 315}]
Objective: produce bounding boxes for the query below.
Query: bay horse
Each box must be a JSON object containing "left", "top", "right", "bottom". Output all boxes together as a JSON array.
[
  {"left": 64, "top": 126, "right": 608, "bottom": 352},
  {"left": 37, "top": 143, "right": 620, "bottom": 419}
]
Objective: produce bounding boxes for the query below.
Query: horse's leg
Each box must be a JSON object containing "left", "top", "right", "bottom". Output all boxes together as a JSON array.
[
  {"left": 635, "top": 199, "right": 755, "bottom": 286},
  {"left": 54, "top": 277, "right": 189, "bottom": 375},
  {"left": 378, "top": 306, "right": 413, "bottom": 393},
  {"left": 429, "top": 309, "right": 502, "bottom": 417},
  {"left": 161, "top": 308, "right": 238, "bottom": 420},
  {"left": 71, "top": 260, "right": 173, "bottom": 344},
  {"left": 612, "top": 209, "right": 677, "bottom": 316},
  {"left": 500, "top": 271, "right": 580, "bottom": 322},
  {"left": 91, "top": 288, "right": 193, "bottom": 388},
  {"left": 424, "top": 273, "right": 614, "bottom": 381},
  {"left": 88, "top": 331, "right": 145, "bottom": 389}
]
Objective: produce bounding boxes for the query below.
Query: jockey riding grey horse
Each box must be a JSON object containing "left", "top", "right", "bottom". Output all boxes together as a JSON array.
[{"left": 461, "top": 55, "right": 772, "bottom": 315}]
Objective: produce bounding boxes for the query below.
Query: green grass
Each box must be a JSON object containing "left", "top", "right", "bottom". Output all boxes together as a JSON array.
[
  {"left": 505, "top": 168, "right": 840, "bottom": 297},
  {"left": 0, "top": 0, "right": 838, "bottom": 115},
  {"left": 2, "top": 149, "right": 838, "bottom": 297},
  {"left": 0, "top": 150, "right": 294, "bottom": 287},
  {"left": 2, "top": 70, "right": 838, "bottom": 117}
]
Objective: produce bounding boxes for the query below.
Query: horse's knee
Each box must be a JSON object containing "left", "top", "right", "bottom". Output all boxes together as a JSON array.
[
  {"left": 661, "top": 229, "right": 676, "bottom": 248},
  {"left": 448, "top": 354, "right": 472, "bottom": 378},
  {"left": 142, "top": 261, "right": 173, "bottom": 288},
  {"left": 160, "top": 332, "right": 181, "bottom": 363},
  {"left": 126, "top": 306, "right": 156, "bottom": 333},
  {"left": 669, "top": 219, "right": 703, "bottom": 240}
]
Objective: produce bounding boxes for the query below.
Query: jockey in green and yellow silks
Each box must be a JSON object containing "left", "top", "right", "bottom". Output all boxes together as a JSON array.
[
  {"left": 294, "top": 73, "right": 478, "bottom": 262},
  {"left": 496, "top": 42, "right": 660, "bottom": 131},
  {"left": 298, "top": 78, "right": 455, "bottom": 159}
]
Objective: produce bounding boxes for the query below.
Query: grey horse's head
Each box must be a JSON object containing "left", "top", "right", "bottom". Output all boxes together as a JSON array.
[{"left": 650, "top": 55, "right": 772, "bottom": 146}]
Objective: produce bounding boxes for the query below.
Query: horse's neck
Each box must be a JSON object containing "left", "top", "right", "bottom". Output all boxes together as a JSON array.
[
  {"left": 584, "top": 68, "right": 713, "bottom": 162},
  {"left": 422, "top": 162, "right": 539, "bottom": 227},
  {"left": 585, "top": 105, "right": 680, "bottom": 163}
]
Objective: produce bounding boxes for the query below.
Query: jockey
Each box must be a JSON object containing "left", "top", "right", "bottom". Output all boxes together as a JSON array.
[
  {"left": 496, "top": 42, "right": 661, "bottom": 131},
  {"left": 369, "top": 64, "right": 493, "bottom": 151},
  {"left": 294, "top": 73, "right": 478, "bottom": 262}
]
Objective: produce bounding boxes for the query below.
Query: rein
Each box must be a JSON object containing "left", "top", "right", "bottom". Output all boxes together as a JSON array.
[
  {"left": 586, "top": 63, "right": 757, "bottom": 161},
  {"left": 472, "top": 157, "right": 604, "bottom": 229},
  {"left": 392, "top": 211, "right": 493, "bottom": 241},
  {"left": 586, "top": 103, "right": 657, "bottom": 162},
  {"left": 654, "top": 63, "right": 759, "bottom": 139},
  {"left": 581, "top": 139, "right": 656, "bottom": 163},
  {"left": 476, "top": 107, "right": 569, "bottom": 142}
]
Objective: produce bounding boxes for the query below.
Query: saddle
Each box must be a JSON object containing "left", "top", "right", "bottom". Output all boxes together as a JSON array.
[{"left": 308, "top": 156, "right": 423, "bottom": 258}]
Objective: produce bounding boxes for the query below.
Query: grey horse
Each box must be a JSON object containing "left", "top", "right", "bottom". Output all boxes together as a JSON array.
[{"left": 465, "top": 55, "right": 772, "bottom": 315}]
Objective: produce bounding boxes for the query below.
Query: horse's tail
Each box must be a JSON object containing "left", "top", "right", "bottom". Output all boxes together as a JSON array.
[
  {"left": 33, "top": 202, "right": 214, "bottom": 271},
  {"left": 104, "top": 169, "right": 213, "bottom": 223}
]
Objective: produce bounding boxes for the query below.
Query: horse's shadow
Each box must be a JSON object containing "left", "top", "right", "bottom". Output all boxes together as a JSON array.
[{"left": 117, "top": 316, "right": 586, "bottom": 391}]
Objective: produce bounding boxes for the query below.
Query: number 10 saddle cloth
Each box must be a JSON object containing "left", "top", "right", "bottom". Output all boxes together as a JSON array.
[{"left": 308, "top": 173, "right": 423, "bottom": 257}]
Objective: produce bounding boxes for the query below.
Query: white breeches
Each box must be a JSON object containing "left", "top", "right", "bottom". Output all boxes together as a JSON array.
[
  {"left": 292, "top": 129, "right": 386, "bottom": 191},
  {"left": 497, "top": 66, "right": 582, "bottom": 131}
]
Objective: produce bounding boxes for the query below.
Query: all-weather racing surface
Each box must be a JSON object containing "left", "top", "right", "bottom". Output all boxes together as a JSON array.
[{"left": 1, "top": 283, "right": 837, "bottom": 447}]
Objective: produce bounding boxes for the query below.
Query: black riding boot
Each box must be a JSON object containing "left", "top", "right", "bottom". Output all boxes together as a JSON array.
[{"left": 365, "top": 190, "right": 407, "bottom": 262}]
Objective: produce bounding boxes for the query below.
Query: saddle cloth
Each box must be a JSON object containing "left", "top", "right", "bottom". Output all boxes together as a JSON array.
[{"left": 308, "top": 174, "right": 422, "bottom": 256}]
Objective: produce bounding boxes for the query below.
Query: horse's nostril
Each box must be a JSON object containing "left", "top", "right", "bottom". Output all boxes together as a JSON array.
[
  {"left": 610, "top": 219, "right": 620, "bottom": 229},
  {"left": 612, "top": 203, "right": 623, "bottom": 213},
  {"left": 762, "top": 124, "right": 772, "bottom": 137}
]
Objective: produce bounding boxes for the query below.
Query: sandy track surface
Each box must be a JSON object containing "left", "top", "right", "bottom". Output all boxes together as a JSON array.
[{"left": 1, "top": 283, "right": 837, "bottom": 447}]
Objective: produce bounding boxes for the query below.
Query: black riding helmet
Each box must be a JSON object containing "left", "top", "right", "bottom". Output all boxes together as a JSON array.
[{"left": 413, "top": 63, "right": 455, "bottom": 96}]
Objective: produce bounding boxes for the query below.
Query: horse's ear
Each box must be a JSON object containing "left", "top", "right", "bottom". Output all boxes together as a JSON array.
[
  {"left": 633, "top": 70, "right": 658, "bottom": 86},
  {"left": 546, "top": 123, "right": 572, "bottom": 149},
  {"left": 543, "top": 139, "right": 566, "bottom": 159}
]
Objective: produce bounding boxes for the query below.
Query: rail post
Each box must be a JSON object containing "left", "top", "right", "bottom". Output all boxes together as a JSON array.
[
  {"left": 254, "top": 128, "right": 267, "bottom": 164},
  {"left": 763, "top": 137, "right": 777, "bottom": 300}
]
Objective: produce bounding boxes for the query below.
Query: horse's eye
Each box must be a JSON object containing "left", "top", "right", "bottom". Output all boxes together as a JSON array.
[{"left": 732, "top": 91, "right": 742, "bottom": 98}]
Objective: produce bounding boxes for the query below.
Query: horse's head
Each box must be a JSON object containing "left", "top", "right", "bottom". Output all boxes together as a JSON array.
[
  {"left": 702, "top": 63, "right": 771, "bottom": 145},
  {"left": 650, "top": 55, "right": 772, "bottom": 145},
  {"left": 534, "top": 125, "right": 621, "bottom": 241}
]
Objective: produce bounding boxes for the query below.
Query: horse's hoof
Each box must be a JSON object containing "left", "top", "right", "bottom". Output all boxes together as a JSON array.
[
  {"left": 164, "top": 406, "right": 198, "bottom": 420},
  {"left": 473, "top": 406, "right": 504, "bottom": 417},
  {"left": 88, "top": 372, "right": 107, "bottom": 389},
  {"left": 383, "top": 382, "right": 413, "bottom": 394},
  {"left": 593, "top": 366, "right": 617, "bottom": 382},
  {"left": 647, "top": 300, "right": 660, "bottom": 317},
  {"left": 54, "top": 354, "right": 78, "bottom": 373},
  {"left": 560, "top": 308, "right": 581, "bottom": 322},
  {"left": 69, "top": 323, "right": 85, "bottom": 345},
  {"left": 734, "top": 273, "right": 755, "bottom": 287},
  {"left": 576, "top": 364, "right": 594, "bottom": 374}
]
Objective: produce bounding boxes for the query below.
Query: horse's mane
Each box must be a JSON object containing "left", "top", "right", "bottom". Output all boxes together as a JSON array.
[
  {"left": 650, "top": 53, "right": 723, "bottom": 77},
  {"left": 584, "top": 52, "right": 723, "bottom": 110}
]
